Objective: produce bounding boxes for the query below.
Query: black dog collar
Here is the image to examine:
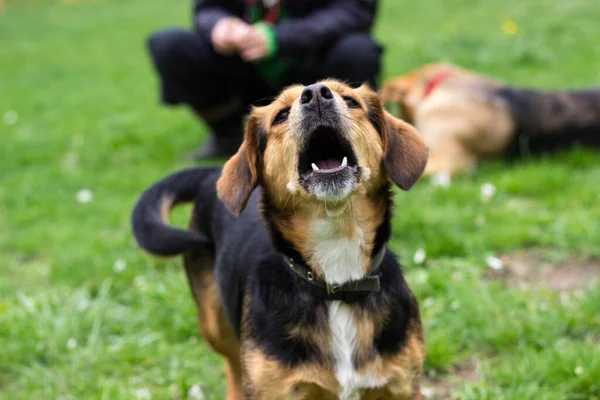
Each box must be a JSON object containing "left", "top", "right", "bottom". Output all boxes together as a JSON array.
[{"left": 281, "top": 247, "right": 385, "bottom": 301}]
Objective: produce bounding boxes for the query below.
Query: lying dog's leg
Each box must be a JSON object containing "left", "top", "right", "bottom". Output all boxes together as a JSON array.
[
  {"left": 420, "top": 125, "right": 478, "bottom": 176},
  {"left": 425, "top": 144, "right": 477, "bottom": 176},
  {"left": 184, "top": 247, "right": 243, "bottom": 400}
]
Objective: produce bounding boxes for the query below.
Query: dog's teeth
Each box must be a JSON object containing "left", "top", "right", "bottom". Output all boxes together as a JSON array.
[
  {"left": 341, "top": 157, "right": 348, "bottom": 167},
  {"left": 311, "top": 163, "right": 319, "bottom": 171}
]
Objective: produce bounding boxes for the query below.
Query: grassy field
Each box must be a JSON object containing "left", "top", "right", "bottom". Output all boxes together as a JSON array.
[{"left": 1, "top": 0, "right": 600, "bottom": 399}]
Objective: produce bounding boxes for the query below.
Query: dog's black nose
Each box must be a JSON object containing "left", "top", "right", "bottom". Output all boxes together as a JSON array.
[{"left": 300, "top": 84, "right": 334, "bottom": 106}]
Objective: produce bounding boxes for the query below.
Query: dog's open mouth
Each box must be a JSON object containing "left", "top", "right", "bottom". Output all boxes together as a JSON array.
[
  {"left": 298, "top": 126, "right": 359, "bottom": 198},
  {"left": 298, "top": 126, "right": 358, "bottom": 178}
]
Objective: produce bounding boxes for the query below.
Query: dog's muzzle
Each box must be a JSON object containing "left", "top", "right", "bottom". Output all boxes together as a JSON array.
[{"left": 296, "top": 86, "right": 360, "bottom": 201}]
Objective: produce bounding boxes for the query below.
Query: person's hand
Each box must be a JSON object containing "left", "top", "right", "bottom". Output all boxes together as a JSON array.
[
  {"left": 236, "top": 26, "right": 270, "bottom": 62},
  {"left": 211, "top": 18, "right": 250, "bottom": 55}
]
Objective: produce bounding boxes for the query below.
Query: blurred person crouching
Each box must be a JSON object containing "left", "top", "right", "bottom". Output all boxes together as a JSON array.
[{"left": 147, "top": 0, "right": 382, "bottom": 160}]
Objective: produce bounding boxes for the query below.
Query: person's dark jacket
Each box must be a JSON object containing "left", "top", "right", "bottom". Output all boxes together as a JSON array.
[{"left": 193, "top": 0, "right": 378, "bottom": 58}]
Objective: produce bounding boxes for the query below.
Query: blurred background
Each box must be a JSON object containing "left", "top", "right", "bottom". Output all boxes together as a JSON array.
[{"left": 1, "top": 0, "right": 599, "bottom": 399}]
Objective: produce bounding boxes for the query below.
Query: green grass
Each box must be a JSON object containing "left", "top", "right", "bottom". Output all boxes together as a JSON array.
[{"left": 1, "top": 0, "right": 599, "bottom": 398}]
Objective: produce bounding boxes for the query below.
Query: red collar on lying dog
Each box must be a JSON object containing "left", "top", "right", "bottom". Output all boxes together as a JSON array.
[{"left": 423, "top": 70, "right": 453, "bottom": 99}]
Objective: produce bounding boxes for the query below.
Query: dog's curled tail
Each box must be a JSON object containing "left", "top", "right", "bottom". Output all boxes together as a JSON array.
[{"left": 131, "top": 167, "right": 214, "bottom": 257}]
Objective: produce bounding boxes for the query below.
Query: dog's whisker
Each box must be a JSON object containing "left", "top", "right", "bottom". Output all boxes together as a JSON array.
[
  {"left": 280, "top": 191, "right": 293, "bottom": 215},
  {"left": 346, "top": 198, "right": 354, "bottom": 219},
  {"left": 341, "top": 199, "right": 361, "bottom": 223},
  {"left": 340, "top": 114, "right": 362, "bottom": 125},
  {"left": 252, "top": 95, "right": 277, "bottom": 107}
]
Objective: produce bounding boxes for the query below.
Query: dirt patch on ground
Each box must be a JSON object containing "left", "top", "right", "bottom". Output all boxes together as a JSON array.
[
  {"left": 486, "top": 252, "right": 600, "bottom": 292},
  {"left": 422, "top": 359, "right": 480, "bottom": 399},
  {"left": 420, "top": 253, "right": 599, "bottom": 398}
]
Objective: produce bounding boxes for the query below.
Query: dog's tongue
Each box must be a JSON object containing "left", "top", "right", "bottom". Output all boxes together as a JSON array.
[{"left": 316, "top": 159, "right": 341, "bottom": 170}]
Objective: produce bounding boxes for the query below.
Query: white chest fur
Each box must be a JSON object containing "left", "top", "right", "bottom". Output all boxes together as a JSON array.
[
  {"left": 328, "top": 301, "right": 386, "bottom": 399},
  {"left": 310, "top": 219, "right": 365, "bottom": 285},
  {"left": 309, "top": 218, "right": 387, "bottom": 399}
]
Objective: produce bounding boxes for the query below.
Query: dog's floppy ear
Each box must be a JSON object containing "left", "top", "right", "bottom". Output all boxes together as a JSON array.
[
  {"left": 217, "top": 114, "right": 262, "bottom": 216},
  {"left": 382, "top": 110, "right": 428, "bottom": 190}
]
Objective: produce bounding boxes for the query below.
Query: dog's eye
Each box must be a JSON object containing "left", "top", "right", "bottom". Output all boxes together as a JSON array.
[
  {"left": 273, "top": 107, "right": 290, "bottom": 125},
  {"left": 343, "top": 96, "right": 361, "bottom": 109}
]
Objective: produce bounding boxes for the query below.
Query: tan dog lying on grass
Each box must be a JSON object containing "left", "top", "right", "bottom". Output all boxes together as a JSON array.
[{"left": 381, "top": 62, "right": 600, "bottom": 176}]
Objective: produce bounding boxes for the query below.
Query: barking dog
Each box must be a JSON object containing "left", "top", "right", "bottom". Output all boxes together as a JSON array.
[
  {"left": 132, "top": 80, "right": 428, "bottom": 399},
  {"left": 381, "top": 62, "right": 600, "bottom": 175}
]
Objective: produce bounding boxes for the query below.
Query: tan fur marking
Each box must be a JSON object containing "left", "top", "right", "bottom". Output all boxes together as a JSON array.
[
  {"left": 357, "top": 329, "right": 425, "bottom": 399},
  {"left": 184, "top": 217, "right": 243, "bottom": 400},
  {"left": 243, "top": 345, "right": 339, "bottom": 399},
  {"left": 159, "top": 195, "right": 175, "bottom": 224}
]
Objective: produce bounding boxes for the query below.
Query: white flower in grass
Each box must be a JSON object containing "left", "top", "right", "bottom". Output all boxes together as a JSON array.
[
  {"left": 485, "top": 256, "right": 503, "bottom": 271},
  {"left": 414, "top": 270, "right": 429, "bottom": 284},
  {"left": 188, "top": 384, "right": 205, "bottom": 400},
  {"left": 423, "top": 297, "right": 434, "bottom": 308},
  {"left": 574, "top": 366, "right": 584, "bottom": 375},
  {"left": 130, "top": 376, "right": 143, "bottom": 385},
  {"left": 133, "top": 388, "right": 151, "bottom": 400},
  {"left": 16, "top": 291, "right": 35, "bottom": 311},
  {"left": 421, "top": 386, "right": 436, "bottom": 398},
  {"left": 67, "top": 338, "right": 77, "bottom": 349},
  {"left": 480, "top": 182, "right": 496, "bottom": 202},
  {"left": 560, "top": 292, "right": 571, "bottom": 306},
  {"left": 452, "top": 272, "right": 463, "bottom": 282},
  {"left": 413, "top": 248, "right": 426, "bottom": 265},
  {"left": 113, "top": 258, "right": 127, "bottom": 273},
  {"left": 3, "top": 110, "right": 18, "bottom": 125},
  {"left": 134, "top": 276, "right": 147, "bottom": 288},
  {"left": 475, "top": 215, "right": 486, "bottom": 227},
  {"left": 431, "top": 171, "right": 451, "bottom": 188},
  {"left": 77, "top": 297, "right": 90, "bottom": 311},
  {"left": 76, "top": 188, "right": 93, "bottom": 204}
]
